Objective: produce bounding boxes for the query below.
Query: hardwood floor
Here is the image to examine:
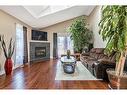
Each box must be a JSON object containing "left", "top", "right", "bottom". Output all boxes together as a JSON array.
[{"left": 0, "top": 59, "right": 109, "bottom": 89}]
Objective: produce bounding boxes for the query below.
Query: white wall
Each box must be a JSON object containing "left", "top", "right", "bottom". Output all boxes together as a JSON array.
[
  {"left": 0, "top": 10, "right": 32, "bottom": 75},
  {"left": 87, "top": 6, "right": 107, "bottom": 48}
]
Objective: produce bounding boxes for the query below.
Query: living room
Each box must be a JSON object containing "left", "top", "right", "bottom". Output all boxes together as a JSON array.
[{"left": 0, "top": 3, "right": 127, "bottom": 92}]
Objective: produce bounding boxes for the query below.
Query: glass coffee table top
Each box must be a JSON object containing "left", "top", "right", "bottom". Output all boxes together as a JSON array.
[{"left": 61, "top": 56, "right": 76, "bottom": 63}]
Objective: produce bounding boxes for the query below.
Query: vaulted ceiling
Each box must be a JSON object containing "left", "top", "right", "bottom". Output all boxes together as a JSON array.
[{"left": 0, "top": 6, "right": 95, "bottom": 29}]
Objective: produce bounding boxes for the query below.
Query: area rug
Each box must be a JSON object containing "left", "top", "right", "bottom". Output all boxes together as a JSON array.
[{"left": 55, "top": 61, "right": 97, "bottom": 80}]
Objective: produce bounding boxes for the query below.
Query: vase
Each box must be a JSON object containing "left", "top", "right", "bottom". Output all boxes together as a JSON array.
[
  {"left": 4, "top": 58, "right": 13, "bottom": 75},
  {"left": 67, "top": 50, "right": 70, "bottom": 59}
]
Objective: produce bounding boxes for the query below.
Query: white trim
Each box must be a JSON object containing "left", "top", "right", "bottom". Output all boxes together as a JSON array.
[{"left": 30, "top": 40, "right": 50, "bottom": 43}]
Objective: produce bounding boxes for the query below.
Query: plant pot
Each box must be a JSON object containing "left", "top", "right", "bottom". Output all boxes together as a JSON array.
[
  {"left": 4, "top": 58, "right": 13, "bottom": 75},
  {"left": 106, "top": 68, "right": 127, "bottom": 89}
]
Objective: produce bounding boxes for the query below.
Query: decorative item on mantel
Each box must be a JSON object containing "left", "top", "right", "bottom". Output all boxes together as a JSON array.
[
  {"left": 67, "top": 50, "right": 71, "bottom": 59},
  {"left": 0, "top": 35, "right": 15, "bottom": 75}
]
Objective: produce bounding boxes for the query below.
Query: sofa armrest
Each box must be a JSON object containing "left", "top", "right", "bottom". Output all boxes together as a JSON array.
[
  {"left": 94, "top": 60, "right": 116, "bottom": 80},
  {"left": 97, "top": 59, "right": 115, "bottom": 64}
]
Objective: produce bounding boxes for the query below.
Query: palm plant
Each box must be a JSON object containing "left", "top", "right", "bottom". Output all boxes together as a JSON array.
[
  {"left": 99, "top": 6, "right": 127, "bottom": 76},
  {"left": 0, "top": 35, "right": 15, "bottom": 59},
  {"left": 67, "top": 16, "right": 93, "bottom": 53}
]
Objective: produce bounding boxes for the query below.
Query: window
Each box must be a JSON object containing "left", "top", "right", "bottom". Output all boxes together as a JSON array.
[
  {"left": 57, "top": 34, "right": 74, "bottom": 58},
  {"left": 15, "top": 23, "right": 24, "bottom": 66}
]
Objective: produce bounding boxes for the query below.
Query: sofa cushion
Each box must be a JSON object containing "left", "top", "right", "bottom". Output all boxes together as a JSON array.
[
  {"left": 90, "top": 53, "right": 97, "bottom": 58},
  {"left": 94, "top": 53, "right": 101, "bottom": 59},
  {"left": 87, "top": 60, "right": 97, "bottom": 68},
  {"left": 90, "top": 48, "right": 96, "bottom": 53},
  {"left": 81, "top": 52, "right": 89, "bottom": 56},
  {"left": 97, "top": 59, "right": 115, "bottom": 64},
  {"left": 85, "top": 57, "right": 97, "bottom": 62},
  {"left": 95, "top": 48, "right": 104, "bottom": 54},
  {"left": 97, "top": 54, "right": 106, "bottom": 59},
  {"left": 82, "top": 56, "right": 91, "bottom": 60},
  {"left": 98, "top": 55, "right": 112, "bottom": 62}
]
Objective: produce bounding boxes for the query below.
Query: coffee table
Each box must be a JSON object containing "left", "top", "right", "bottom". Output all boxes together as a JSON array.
[{"left": 61, "top": 56, "right": 76, "bottom": 74}]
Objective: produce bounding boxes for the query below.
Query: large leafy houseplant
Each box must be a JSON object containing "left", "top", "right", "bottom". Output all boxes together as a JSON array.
[
  {"left": 0, "top": 35, "right": 15, "bottom": 75},
  {"left": 99, "top": 6, "right": 127, "bottom": 88},
  {"left": 67, "top": 16, "right": 93, "bottom": 53}
]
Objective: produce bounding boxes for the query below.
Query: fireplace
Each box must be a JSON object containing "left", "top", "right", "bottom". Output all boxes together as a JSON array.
[
  {"left": 35, "top": 47, "right": 46, "bottom": 58},
  {"left": 30, "top": 42, "right": 50, "bottom": 62}
]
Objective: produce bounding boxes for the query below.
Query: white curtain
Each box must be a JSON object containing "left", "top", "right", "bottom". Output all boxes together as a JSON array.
[{"left": 15, "top": 23, "right": 24, "bottom": 66}]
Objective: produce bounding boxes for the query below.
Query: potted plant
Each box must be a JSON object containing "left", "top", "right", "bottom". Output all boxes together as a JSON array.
[
  {"left": 0, "top": 35, "right": 15, "bottom": 75},
  {"left": 67, "top": 16, "right": 93, "bottom": 53},
  {"left": 99, "top": 6, "right": 127, "bottom": 89}
]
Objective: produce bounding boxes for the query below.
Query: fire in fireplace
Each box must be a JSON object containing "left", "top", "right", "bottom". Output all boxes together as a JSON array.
[{"left": 35, "top": 47, "right": 46, "bottom": 58}]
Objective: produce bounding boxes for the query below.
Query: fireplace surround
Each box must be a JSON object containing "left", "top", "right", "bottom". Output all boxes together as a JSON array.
[{"left": 30, "top": 42, "right": 50, "bottom": 62}]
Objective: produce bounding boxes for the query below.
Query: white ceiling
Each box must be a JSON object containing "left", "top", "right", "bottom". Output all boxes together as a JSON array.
[{"left": 0, "top": 6, "right": 95, "bottom": 29}]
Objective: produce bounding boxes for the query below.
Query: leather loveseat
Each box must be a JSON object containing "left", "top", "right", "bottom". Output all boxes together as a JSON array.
[{"left": 80, "top": 48, "right": 116, "bottom": 80}]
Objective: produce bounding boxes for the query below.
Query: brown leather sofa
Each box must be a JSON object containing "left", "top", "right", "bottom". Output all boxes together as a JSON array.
[{"left": 80, "top": 48, "right": 116, "bottom": 80}]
